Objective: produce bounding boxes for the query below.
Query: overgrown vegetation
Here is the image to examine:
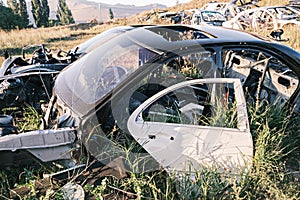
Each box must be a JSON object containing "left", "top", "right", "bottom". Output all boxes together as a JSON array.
[{"left": 0, "top": 103, "right": 298, "bottom": 199}]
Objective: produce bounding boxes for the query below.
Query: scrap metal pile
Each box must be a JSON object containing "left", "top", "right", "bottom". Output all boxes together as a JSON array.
[
  {"left": 141, "top": 0, "right": 300, "bottom": 40},
  {"left": 0, "top": 44, "right": 79, "bottom": 113}
]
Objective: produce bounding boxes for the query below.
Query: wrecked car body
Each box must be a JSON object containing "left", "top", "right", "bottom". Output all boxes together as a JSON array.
[
  {"left": 191, "top": 10, "right": 227, "bottom": 26},
  {"left": 0, "top": 26, "right": 136, "bottom": 112},
  {"left": 0, "top": 44, "right": 71, "bottom": 111},
  {"left": 223, "top": 6, "right": 300, "bottom": 31},
  {"left": 287, "top": 0, "right": 300, "bottom": 11},
  {"left": 201, "top": 2, "right": 245, "bottom": 20},
  {"left": 158, "top": 12, "right": 184, "bottom": 24},
  {"left": 0, "top": 25, "right": 300, "bottom": 178}
]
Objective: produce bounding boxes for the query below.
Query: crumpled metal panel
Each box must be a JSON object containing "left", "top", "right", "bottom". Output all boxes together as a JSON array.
[{"left": 0, "top": 128, "right": 76, "bottom": 151}]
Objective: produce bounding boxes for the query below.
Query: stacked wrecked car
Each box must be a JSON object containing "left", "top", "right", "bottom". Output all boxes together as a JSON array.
[
  {"left": 142, "top": 1, "right": 300, "bottom": 42},
  {"left": 223, "top": 5, "right": 300, "bottom": 31}
]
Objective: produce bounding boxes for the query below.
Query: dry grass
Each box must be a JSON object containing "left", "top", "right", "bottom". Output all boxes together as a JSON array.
[
  {"left": 281, "top": 25, "right": 300, "bottom": 51},
  {"left": 0, "top": 23, "right": 119, "bottom": 64},
  {"left": 171, "top": 0, "right": 214, "bottom": 11},
  {"left": 258, "top": 0, "right": 289, "bottom": 6}
]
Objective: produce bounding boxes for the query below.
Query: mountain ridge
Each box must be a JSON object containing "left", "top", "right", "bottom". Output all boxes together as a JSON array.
[{"left": 49, "top": 0, "right": 167, "bottom": 23}]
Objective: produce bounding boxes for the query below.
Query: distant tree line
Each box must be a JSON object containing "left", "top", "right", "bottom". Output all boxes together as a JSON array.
[
  {"left": 0, "top": 0, "right": 74, "bottom": 30},
  {"left": 56, "top": 0, "right": 75, "bottom": 25},
  {"left": 109, "top": 8, "right": 114, "bottom": 20}
]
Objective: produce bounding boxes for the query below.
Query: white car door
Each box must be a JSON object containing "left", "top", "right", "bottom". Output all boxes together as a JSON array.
[{"left": 127, "top": 78, "right": 253, "bottom": 174}]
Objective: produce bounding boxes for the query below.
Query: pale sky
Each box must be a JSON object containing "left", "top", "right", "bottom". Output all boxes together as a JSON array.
[{"left": 94, "top": 0, "right": 192, "bottom": 7}]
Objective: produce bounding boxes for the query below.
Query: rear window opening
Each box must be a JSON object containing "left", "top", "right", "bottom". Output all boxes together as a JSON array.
[{"left": 146, "top": 26, "right": 216, "bottom": 41}]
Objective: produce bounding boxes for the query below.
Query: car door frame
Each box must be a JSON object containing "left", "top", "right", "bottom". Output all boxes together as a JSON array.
[{"left": 127, "top": 78, "right": 253, "bottom": 174}]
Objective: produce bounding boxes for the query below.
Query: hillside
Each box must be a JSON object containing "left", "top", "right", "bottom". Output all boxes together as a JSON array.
[{"left": 48, "top": 0, "right": 167, "bottom": 23}]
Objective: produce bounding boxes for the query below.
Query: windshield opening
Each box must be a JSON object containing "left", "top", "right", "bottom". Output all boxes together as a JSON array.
[
  {"left": 55, "top": 34, "right": 159, "bottom": 115},
  {"left": 201, "top": 11, "right": 226, "bottom": 22}
]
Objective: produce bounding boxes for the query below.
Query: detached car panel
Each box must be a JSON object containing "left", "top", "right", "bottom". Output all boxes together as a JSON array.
[{"left": 128, "top": 78, "right": 252, "bottom": 173}]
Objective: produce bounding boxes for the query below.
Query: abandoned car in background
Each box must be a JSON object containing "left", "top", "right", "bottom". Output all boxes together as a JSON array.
[
  {"left": 190, "top": 10, "right": 227, "bottom": 26},
  {"left": 201, "top": 2, "right": 245, "bottom": 20},
  {"left": 0, "top": 25, "right": 300, "bottom": 178},
  {"left": 0, "top": 26, "right": 136, "bottom": 112},
  {"left": 223, "top": 6, "right": 300, "bottom": 31}
]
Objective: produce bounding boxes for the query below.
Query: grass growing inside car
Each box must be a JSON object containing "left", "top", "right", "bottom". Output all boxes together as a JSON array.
[
  {"left": 0, "top": 103, "right": 299, "bottom": 199},
  {"left": 2, "top": 105, "right": 41, "bottom": 132}
]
